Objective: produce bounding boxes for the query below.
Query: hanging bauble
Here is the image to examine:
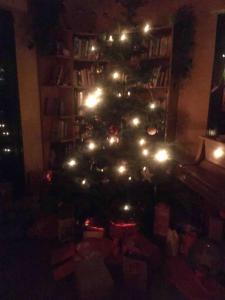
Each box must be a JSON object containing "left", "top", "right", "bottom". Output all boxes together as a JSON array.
[
  {"left": 147, "top": 127, "right": 157, "bottom": 136},
  {"left": 108, "top": 124, "right": 119, "bottom": 136},
  {"left": 130, "top": 56, "right": 140, "bottom": 68}
]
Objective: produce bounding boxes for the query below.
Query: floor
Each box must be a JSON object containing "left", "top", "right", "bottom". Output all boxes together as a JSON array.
[{"left": 0, "top": 239, "right": 186, "bottom": 300}]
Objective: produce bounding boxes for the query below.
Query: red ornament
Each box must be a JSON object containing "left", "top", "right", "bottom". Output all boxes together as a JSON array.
[
  {"left": 108, "top": 124, "right": 119, "bottom": 136},
  {"left": 147, "top": 127, "right": 157, "bottom": 136}
]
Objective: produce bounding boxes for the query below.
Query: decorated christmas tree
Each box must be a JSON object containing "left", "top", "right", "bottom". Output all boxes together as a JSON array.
[{"left": 48, "top": 1, "right": 174, "bottom": 227}]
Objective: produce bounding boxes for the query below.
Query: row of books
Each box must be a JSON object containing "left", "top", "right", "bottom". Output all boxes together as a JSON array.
[
  {"left": 49, "top": 65, "right": 71, "bottom": 86},
  {"left": 142, "top": 36, "right": 171, "bottom": 58},
  {"left": 44, "top": 97, "right": 70, "bottom": 116},
  {"left": 73, "top": 68, "right": 96, "bottom": 87},
  {"left": 74, "top": 37, "right": 100, "bottom": 59},
  {"left": 52, "top": 120, "right": 70, "bottom": 141},
  {"left": 144, "top": 66, "right": 170, "bottom": 88}
]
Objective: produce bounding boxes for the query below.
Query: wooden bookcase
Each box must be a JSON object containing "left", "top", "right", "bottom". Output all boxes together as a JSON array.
[
  {"left": 141, "top": 25, "right": 177, "bottom": 141},
  {"left": 38, "top": 31, "right": 106, "bottom": 170}
]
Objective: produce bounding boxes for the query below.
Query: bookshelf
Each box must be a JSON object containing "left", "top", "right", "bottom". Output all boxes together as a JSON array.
[
  {"left": 38, "top": 29, "right": 76, "bottom": 169},
  {"left": 141, "top": 26, "right": 177, "bottom": 141},
  {"left": 37, "top": 30, "right": 107, "bottom": 169}
]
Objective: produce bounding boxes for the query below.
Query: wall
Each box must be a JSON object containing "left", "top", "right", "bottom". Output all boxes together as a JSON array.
[
  {"left": 95, "top": 0, "right": 225, "bottom": 157},
  {"left": 0, "top": 1, "right": 44, "bottom": 182},
  {"left": 0, "top": 0, "right": 27, "bottom": 12}
]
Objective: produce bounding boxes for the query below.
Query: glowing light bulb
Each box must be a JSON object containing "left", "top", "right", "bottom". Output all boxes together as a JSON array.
[
  {"left": 118, "top": 165, "right": 126, "bottom": 174},
  {"left": 213, "top": 147, "right": 224, "bottom": 159},
  {"left": 112, "top": 71, "right": 120, "bottom": 80},
  {"left": 123, "top": 204, "right": 131, "bottom": 211},
  {"left": 127, "top": 91, "right": 131, "bottom": 97},
  {"left": 88, "top": 141, "right": 96, "bottom": 151},
  {"left": 108, "top": 136, "right": 118, "bottom": 145},
  {"left": 128, "top": 176, "right": 132, "bottom": 181},
  {"left": 67, "top": 159, "right": 77, "bottom": 167},
  {"left": 85, "top": 94, "right": 100, "bottom": 108},
  {"left": 0, "top": 123, "right": 5, "bottom": 128},
  {"left": 154, "top": 149, "right": 169, "bottom": 162},
  {"left": 108, "top": 35, "right": 114, "bottom": 42},
  {"left": 138, "top": 138, "right": 146, "bottom": 146},
  {"left": 132, "top": 117, "right": 140, "bottom": 127},
  {"left": 143, "top": 166, "right": 147, "bottom": 171},
  {"left": 117, "top": 92, "right": 122, "bottom": 98},
  {"left": 94, "top": 87, "right": 103, "bottom": 97},
  {"left": 143, "top": 23, "right": 151, "bottom": 33},
  {"left": 3, "top": 148, "right": 11, "bottom": 152},
  {"left": 120, "top": 32, "right": 128, "bottom": 42},
  {"left": 149, "top": 102, "right": 156, "bottom": 110},
  {"left": 81, "top": 179, "right": 87, "bottom": 185},
  {"left": 222, "top": 54, "right": 225, "bottom": 58},
  {"left": 90, "top": 45, "right": 96, "bottom": 52},
  {"left": 142, "top": 148, "right": 149, "bottom": 156}
]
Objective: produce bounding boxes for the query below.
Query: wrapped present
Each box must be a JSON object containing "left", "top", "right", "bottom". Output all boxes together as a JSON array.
[
  {"left": 123, "top": 255, "right": 148, "bottom": 290},
  {"left": 58, "top": 217, "right": 75, "bottom": 242},
  {"left": 109, "top": 221, "right": 138, "bottom": 239},
  {"left": 83, "top": 218, "right": 105, "bottom": 239},
  {"left": 77, "top": 238, "right": 113, "bottom": 259},
  {"left": 166, "top": 228, "right": 179, "bottom": 256},
  {"left": 153, "top": 202, "right": 170, "bottom": 238},
  {"left": 74, "top": 256, "right": 113, "bottom": 300},
  {"left": 122, "top": 233, "right": 161, "bottom": 270}
]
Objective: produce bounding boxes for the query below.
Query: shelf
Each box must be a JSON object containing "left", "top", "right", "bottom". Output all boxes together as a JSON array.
[
  {"left": 143, "top": 56, "right": 170, "bottom": 62},
  {"left": 74, "top": 58, "right": 107, "bottom": 64},
  {"left": 74, "top": 32, "right": 98, "bottom": 38},
  {"left": 46, "top": 54, "right": 72, "bottom": 60},
  {"left": 52, "top": 138, "right": 74, "bottom": 144},
  {"left": 149, "top": 86, "right": 169, "bottom": 90},
  {"left": 42, "top": 85, "right": 74, "bottom": 89}
]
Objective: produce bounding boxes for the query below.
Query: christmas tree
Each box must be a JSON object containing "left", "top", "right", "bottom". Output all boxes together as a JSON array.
[{"left": 49, "top": 1, "right": 173, "bottom": 226}]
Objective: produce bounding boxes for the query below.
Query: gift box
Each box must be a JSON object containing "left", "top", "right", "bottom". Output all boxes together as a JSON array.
[
  {"left": 153, "top": 202, "right": 170, "bottom": 238},
  {"left": 123, "top": 255, "right": 148, "bottom": 290},
  {"left": 58, "top": 217, "right": 75, "bottom": 242},
  {"left": 74, "top": 256, "right": 113, "bottom": 300},
  {"left": 83, "top": 218, "right": 105, "bottom": 239},
  {"left": 109, "top": 221, "right": 138, "bottom": 239}
]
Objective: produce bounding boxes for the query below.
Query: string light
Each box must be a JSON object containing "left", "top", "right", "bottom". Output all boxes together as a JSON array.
[
  {"left": 154, "top": 149, "right": 169, "bottom": 162},
  {"left": 117, "top": 165, "right": 127, "bottom": 175},
  {"left": 132, "top": 117, "right": 140, "bottom": 127},
  {"left": 149, "top": 102, "right": 156, "bottom": 110},
  {"left": 222, "top": 54, "right": 225, "bottom": 58},
  {"left": 142, "top": 148, "right": 149, "bottom": 157},
  {"left": 112, "top": 71, "right": 120, "bottom": 80},
  {"left": 67, "top": 159, "right": 77, "bottom": 168},
  {"left": 81, "top": 179, "right": 87, "bottom": 186},
  {"left": 108, "top": 136, "right": 119, "bottom": 145},
  {"left": 213, "top": 147, "right": 224, "bottom": 159},
  {"left": 127, "top": 91, "right": 131, "bottom": 97},
  {"left": 123, "top": 204, "right": 131, "bottom": 211},
  {"left": 128, "top": 176, "right": 132, "bottom": 181},
  {"left": 120, "top": 32, "right": 128, "bottom": 42},
  {"left": 88, "top": 141, "right": 97, "bottom": 151},
  {"left": 0, "top": 123, "right": 5, "bottom": 128},
  {"left": 138, "top": 138, "right": 146, "bottom": 146},
  {"left": 143, "top": 23, "right": 151, "bottom": 33},
  {"left": 90, "top": 45, "right": 96, "bottom": 52},
  {"left": 2, "top": 131, "right": 10, "bottom": 136},
  {"left": 3, "top": 148, "right": 11, "bottom": 152},
  {"left": 117, "top": 92, "right": 122, "bottom": 98},
  {"left": 143, "top": 166, "right": 147, "bottom": 171},
  {"left": 84, "top": 87, "right": 103, "bottom": 109},
  {"left": 108, "top": 35, "right": 114, "bottom": 42}
]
